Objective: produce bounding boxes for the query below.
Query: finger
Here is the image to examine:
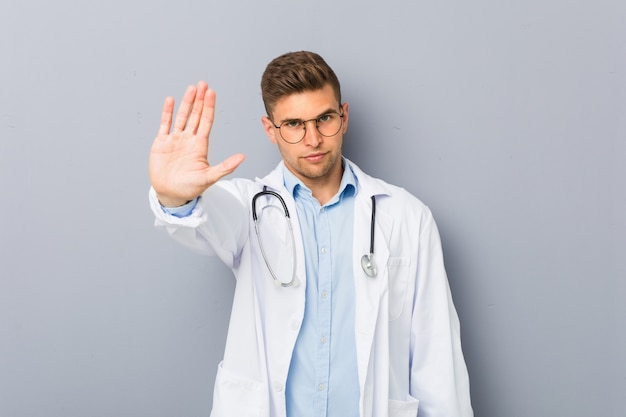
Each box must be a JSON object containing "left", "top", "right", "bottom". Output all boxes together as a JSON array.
[
  {"left": 158, "top": 96, "right": 175, "bottom": 136},
  {"left": 206, "top": 153, "right": 246, "bottom": 183},
  {"left": 185, "top": 81, "right": 208, "bottom": 134},
  {"left": 173, "top": 85, "right": 197, "bottom": 133},
  {"left": 197, "top": 88, "right": 216, "bottom": 139}
]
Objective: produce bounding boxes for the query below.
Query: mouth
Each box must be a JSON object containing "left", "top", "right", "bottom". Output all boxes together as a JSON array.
[{"left": 302, "top": 152, "right": 327, "bottom": 163}]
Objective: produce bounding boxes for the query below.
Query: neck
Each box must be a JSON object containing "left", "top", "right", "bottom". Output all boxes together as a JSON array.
[
  {"left": 295, "top": 161, "right": 344, "bottom": 206},
  {"left": 309, "top": 181, "right": 340, "bottom": 206}
]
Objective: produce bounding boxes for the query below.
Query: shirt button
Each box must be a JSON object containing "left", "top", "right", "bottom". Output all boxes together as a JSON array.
[
  {"left": 320, "top": 246, "right": 328, "bottom": 254},
  {"left": 321, "top": 291, "right": 328, "bottom": 299},
  {"left": 318, "top": 383, "right": 326, "bottom": 391},
  {"left": 320, "top": 336, "right": 327, "bottom": 344}
]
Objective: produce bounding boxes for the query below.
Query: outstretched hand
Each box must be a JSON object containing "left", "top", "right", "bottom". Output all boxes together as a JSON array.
[{"left": 149, "top": 81, "right": 245, "bottom": 207}]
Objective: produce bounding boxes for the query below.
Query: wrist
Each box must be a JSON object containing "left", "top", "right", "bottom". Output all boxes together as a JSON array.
[{"left": 157, "top": 195, "right": 192, "bottom": 208}]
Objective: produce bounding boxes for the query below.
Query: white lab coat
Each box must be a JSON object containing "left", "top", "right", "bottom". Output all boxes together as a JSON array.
[{"left": 149, "top": 159, "right": 473, "bottom": 417}]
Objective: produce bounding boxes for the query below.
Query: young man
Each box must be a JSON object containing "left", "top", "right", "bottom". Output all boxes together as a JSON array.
[{"left": 149, "top": 51, "right": 472, "bottom": 417}]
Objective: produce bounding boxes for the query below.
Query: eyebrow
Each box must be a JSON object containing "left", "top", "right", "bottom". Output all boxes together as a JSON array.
[{"left": 277, "top": 107, "right": 340, "bottom": 124}]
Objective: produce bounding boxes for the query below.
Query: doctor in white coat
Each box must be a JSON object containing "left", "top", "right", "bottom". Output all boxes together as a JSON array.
[{"left": 148, "top": 51, "right": 472, "bottom": 417}]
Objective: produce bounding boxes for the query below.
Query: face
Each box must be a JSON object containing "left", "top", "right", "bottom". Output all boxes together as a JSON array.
[{"left": 262, "top": 84, "right": 349, "bottom": 190}]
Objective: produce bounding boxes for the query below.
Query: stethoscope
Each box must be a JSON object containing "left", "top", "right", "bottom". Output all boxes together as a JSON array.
[{"left": 252, "top": 187, "right": 378, "bottom": 288}]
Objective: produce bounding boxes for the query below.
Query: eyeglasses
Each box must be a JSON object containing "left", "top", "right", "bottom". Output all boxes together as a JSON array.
[{"left": 272, "top": 111, "right": 344, "bottom": 144}]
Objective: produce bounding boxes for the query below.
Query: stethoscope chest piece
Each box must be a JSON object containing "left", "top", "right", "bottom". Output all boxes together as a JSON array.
[{"left": 361, "top": 253, "right": 378, "bottom": 278}]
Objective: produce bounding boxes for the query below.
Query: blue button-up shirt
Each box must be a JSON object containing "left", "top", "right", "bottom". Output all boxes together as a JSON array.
[{"left": 283, "top": 163, "right": 360, "bottom": 417}]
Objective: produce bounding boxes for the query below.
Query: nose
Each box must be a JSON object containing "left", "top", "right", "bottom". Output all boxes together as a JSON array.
[{"left": 302, "top": 120, "right": 322, "bottom": 147}]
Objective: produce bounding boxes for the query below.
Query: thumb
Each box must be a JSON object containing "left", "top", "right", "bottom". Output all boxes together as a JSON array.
[{"left": 208, "top": 153, "right": 246, "bottom": 183}]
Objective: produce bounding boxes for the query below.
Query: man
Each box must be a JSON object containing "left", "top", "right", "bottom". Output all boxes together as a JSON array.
[{"left": 149, "top": 51, "right": 472, "bottom": 417}]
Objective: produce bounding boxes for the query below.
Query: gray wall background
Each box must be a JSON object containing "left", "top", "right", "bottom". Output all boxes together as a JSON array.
[{"left": 1, "top": 0, "right": 624, "bottom": 416}]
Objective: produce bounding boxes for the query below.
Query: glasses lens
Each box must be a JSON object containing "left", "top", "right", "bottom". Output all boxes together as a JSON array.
[
  {"left": 280, "top": 121, "right": 305, "bottom": 143},
  {"left": 317, "top": 113, "right": 342, "bottom": 137}
]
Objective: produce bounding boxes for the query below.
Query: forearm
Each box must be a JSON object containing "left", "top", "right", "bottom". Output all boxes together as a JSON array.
[{"left": 149, "top": 182, "right": 249, "bottom": 265}]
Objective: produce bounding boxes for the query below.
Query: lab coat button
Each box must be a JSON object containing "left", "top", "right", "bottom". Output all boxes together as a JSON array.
[
  {"left": 290, "top": 319, "right": 300, "bottom": 331},
  {"left": 273, "top": 381, "right": 284, "bottom": 392}
]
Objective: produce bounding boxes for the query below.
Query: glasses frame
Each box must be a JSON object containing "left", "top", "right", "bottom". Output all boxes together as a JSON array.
[{"left": 271, "top": 110, "right": 345, "bottom": 144}]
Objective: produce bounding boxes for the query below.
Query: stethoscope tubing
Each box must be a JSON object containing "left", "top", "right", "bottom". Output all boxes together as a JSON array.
[
  {"left": 360, "top": 196, "right": 378, "bottom": 278},
  {"left": 252, "top": 188, "right": 299, "bottom": 287},
  {"left": 252, "top": 189, "right": 290, "bottom": 221},
  {"left": 252, "top": 187, "right": 378, "bottom": 287},
  {"left": 368, "top": 195, "right": 376, "bottom": 256}
]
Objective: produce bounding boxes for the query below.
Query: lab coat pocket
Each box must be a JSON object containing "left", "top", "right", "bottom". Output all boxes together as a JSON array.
[
  {"left": 388, "top": 396, "right": 420, "bottom": 417},
  {"left": 387, "top": 256, "right": 410, "bottom": 320},
  {"left": 211, "top": 361, "right": 268, "bottom": 417}
]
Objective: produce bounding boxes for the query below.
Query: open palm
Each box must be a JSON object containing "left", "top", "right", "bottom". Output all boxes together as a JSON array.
[{"left": 149, "top": 82, "right": 245, "bottom": 207}]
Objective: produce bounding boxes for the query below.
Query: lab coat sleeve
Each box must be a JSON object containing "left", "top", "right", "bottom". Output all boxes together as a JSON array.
[
  {"left": 149, "top": 181, "right": 250, "bottom": 268},
  {"left": 409, "top": 209, "right": 473, "bottom": 417}
]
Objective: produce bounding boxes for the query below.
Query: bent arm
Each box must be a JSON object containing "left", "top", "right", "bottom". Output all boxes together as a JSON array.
[
  {"left": 149, "top": 180, "right": 250, "bottom": 268},
  {"left": 149, "top": 82, "right": 245, "bottom": 208}
]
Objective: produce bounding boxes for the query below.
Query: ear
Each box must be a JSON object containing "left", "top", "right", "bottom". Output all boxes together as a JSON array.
[
  {"left": 341, "top": 102, "right": 349, "bottom": 134},
  {"left": 261, "top": 116, "right": 278, "bottom": 144}
]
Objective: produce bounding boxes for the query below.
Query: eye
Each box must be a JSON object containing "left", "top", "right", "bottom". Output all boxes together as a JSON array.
[
  {"left": 283, "top": 120, "right": 303, "bottom": 129},
  {"left": 318, "top": 114, "right": 333, "bottom": 123}
]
